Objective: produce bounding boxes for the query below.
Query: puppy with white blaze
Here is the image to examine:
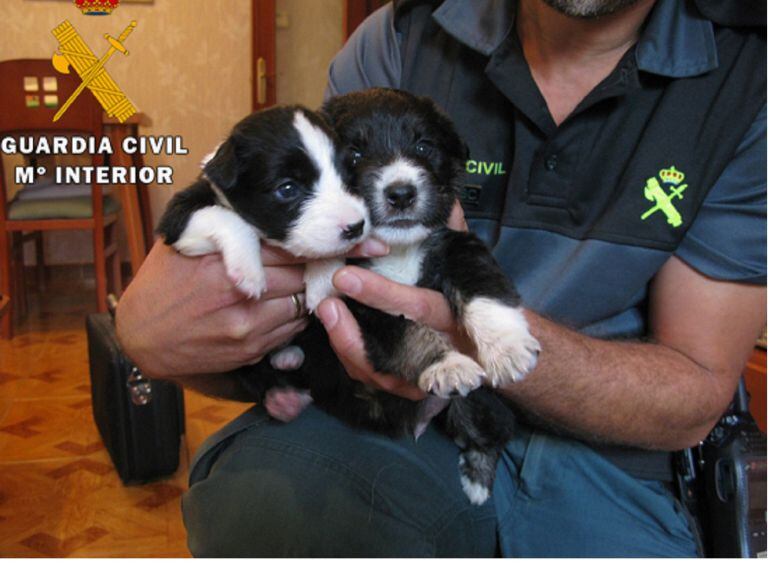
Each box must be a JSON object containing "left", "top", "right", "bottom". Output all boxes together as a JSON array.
[
  {"left": 241, "top": 89, "right": 541, "bottom": 505},
  {"left": 156, "top": 106, "right": 370, "bottom": 372}
]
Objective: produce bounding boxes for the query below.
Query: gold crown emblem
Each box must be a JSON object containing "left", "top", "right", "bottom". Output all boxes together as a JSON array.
[
  {"left": 658, "top": 165, "right": 685, "bottom": 185},
  {"left": 74, "top": 0, "right": 120, "bottom": 15}
]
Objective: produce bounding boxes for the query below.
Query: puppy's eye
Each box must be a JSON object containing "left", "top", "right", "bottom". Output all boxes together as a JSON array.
[
  {"left": 274, "top": 181, "right": 300, "bottom": 202},
  {"left": 350, "top": 149, "right": 364, "bottom": 167},
  {"left": 415, "top": 141, "right": 433, "bottom": 157}
]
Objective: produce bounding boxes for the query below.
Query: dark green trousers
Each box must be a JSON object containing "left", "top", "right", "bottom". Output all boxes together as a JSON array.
[{"left": 182, "top": 405, "right": 698, "bottom": 557}]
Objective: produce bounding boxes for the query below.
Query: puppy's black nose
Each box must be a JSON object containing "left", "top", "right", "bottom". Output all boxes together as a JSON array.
[
  {"left": 385, "top": 183, "right": 417, "bottom": 210},
  {"left": 341, "top": 219, "right": 365, "bottom": 240}
]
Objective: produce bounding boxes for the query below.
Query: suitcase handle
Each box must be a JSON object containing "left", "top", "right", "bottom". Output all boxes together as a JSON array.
[
  {"left": 107, "top": 294, "right": 119, "bottom": 320},
  {"left": 127, "top": 366, "right": 153, "bottom": 406}
]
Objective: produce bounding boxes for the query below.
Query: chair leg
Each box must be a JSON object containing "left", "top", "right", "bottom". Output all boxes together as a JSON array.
[
  {"left": 110, "top": 253, "right": 121, "bottom": 297},
  {"left": 93, "top": 225, "right": 108, "bottom": 313},
  {"left": 0, "top": 230, "right": 12, "bottom": 339},
  {"left": 11, "top": 233, "right": 27, "bottom": 319},
  {"left": 107, "top": 222, "right": 122, "bottom": 297},
  {"left": 34, "top": 231, "right": 46, "bottom": 291}
]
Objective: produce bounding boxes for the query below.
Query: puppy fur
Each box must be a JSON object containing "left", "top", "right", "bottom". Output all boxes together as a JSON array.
[
  {"left": 157, "top": 105, "right": 370, "bottom": 301},
  {"left": 241, "top": 89, "right": 540, "bottom": 504}
]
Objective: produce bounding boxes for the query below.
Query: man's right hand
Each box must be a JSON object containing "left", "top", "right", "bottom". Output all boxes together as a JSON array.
[
  {"left": 116, "top": 240, "right": 310, "bottom": 380},
  {"left": 116, "top": 237, "right": 389, "bottom": 381}
]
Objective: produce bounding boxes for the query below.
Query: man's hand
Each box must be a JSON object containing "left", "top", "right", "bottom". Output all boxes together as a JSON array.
[
  {"left": 117, "top": 241, "right": 308, "bottom": 379},
  {"left": 116, "top": 238, "right": 389, "bottom": 380},
  {"left": 316, "top": 283, "right": 449, "bottom": 401},
  {"left": 316, "top": 200, "right": 470, "bottom": 400}
]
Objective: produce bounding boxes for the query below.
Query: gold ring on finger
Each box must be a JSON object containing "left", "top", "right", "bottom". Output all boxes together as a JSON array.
[{"left": 290, "top": 293, "right": 306, "bottom": 320}]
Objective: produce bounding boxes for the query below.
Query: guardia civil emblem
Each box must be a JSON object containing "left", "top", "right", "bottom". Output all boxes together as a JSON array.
[
  {"left": 640, "top": 165, "right": 687, "bottom": 228},
  {"left": 51, "top": 19, "right": 137, "bottom": 123}
]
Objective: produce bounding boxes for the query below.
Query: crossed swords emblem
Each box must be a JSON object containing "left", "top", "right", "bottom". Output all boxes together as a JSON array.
[
  {"left": 640, "top": 176, "right": 688, "bottom": 228},
  {"left": 51, "top": 20, "right": 138, "bottom": 123}
]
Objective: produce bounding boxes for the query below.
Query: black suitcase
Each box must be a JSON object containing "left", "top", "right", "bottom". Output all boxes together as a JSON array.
[{"left": 86, "top": 311, "right": 185, "bottom": 484}]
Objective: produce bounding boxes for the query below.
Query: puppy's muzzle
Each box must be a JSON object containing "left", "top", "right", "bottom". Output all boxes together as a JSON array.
[{"left": 341, "top": 219, "right": 366, "bottom": 241}]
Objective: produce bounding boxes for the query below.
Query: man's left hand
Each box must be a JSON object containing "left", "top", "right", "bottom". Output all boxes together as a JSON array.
[
  {"left": 316, "top": 268, "right": 461, "bottom": 401},
  {"left": 315, "top": 200, "right": 471, "bottom": 401}
]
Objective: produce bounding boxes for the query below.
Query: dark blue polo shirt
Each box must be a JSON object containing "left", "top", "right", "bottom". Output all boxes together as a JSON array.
[{"left": 326, "top": 0, "right": 766, "bottom": 343}]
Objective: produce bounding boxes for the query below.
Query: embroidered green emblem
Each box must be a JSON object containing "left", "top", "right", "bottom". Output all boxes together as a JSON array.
[{"left": 640, "top": 165, "right": 688, "bottom": 228}]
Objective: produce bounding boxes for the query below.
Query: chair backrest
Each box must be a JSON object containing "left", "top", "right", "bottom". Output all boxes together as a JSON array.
[
  {"left": 0, "top": 59, "right": 103, "bottom": 137},
  {"left": 0, "top": 59, "right": 106, "bottom": 225}
]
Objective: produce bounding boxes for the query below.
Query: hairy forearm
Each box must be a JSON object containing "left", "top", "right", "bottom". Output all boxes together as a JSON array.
[{"left": 501, "top": 311, "right": 736, "bottom": 451}]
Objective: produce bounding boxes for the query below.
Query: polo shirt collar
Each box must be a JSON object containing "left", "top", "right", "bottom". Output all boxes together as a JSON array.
[
  {"left": 635, "top": 0, "right": 719, "bottom": 77},
  {"left": 431, "top": 0, "right": 516, "bottom": 57},
  {"left": 432, "top": 0, "right": 719, "bottom": 79}
]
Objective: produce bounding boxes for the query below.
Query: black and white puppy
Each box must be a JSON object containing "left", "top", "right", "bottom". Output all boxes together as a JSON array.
[
  {"left": 243, "top": 89, "right": 541, "bottom": 504},
  {"left": 157, "top": 105, "right": 370, "bottom": 317}
]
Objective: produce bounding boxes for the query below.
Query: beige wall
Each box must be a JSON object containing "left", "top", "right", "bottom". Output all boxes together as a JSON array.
[{"left": 0, "top": 0, "right": 344, "bottom": 264}]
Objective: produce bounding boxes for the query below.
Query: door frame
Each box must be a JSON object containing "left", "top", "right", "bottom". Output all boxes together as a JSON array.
[{"left": 252, "top": 0, "right": 277, "bottom": 110}]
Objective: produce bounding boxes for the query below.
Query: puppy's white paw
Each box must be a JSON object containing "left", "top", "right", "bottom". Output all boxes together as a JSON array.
[
  {"left": 270, "top": 345, "right": 305, "bottom": 371},
  {"left": 226, "top": 262, "right": 267, "bottom": 299},
  {"left": 464, "top": 298, "right": 540, "bottom": 387},
  {"left": 264, "top": 386, "right": 313, "bottom": 423},
  {"left": 174, "top": 205, "right": 266, "bottom": 299},
  {"left": 174, "top": 235, "right": 216, "bottom": 257},
  {"left": 174, "top": 234, "right": 266, "bottom": 298},
  {"left": 418, "top": 351, "right": 486, "bottom": 399}
]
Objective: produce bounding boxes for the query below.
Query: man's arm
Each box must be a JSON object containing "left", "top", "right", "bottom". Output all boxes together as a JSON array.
[
  {"left": 505, "top": 256, "right": 765, "bottom": 450},
  {"left": 318, "top": 256, "right": 765, "bottom": 451}
]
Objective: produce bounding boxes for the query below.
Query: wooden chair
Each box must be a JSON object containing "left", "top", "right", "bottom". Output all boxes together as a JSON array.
[{"left": 0, "top": 59, "right": 122, "bottom": 339}]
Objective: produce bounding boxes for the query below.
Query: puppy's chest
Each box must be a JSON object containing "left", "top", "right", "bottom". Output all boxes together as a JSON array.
[{"left": 365, "top": 244, "right": 426, "bottom": 286}]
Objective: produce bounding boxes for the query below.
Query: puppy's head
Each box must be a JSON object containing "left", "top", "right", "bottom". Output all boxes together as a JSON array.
[
  {"left": 203, "top": 106, "right": 369, "bottom": 258},
  {"left": 323, "top": 89, "right": 467, "bottom": 246}
]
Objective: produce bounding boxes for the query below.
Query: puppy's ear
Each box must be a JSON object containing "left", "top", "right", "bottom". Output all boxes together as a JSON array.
[
  {"left": 320, "top": 94, "right": 351, "bottom": 127},
  {"left": 203, "top": 139, "right": 238, "bottom": 191},
  {"left": 413, "top": 94, "right": 468, "bottom": 163},
  {"left": 440, "top": 124, "right": 468, "bottom": 165}
]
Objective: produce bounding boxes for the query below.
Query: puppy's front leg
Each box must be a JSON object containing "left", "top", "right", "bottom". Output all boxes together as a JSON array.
[
  {"left": 348, "top": 301, "right": 486, "bottom": 399},
  {"left": 424, "top": 230, "right": 540, "bottom": 387},
  {"left": 462, "top": 296, "right": 540, "bottom": 386},
  {"left": 174, "top": 205, "right": 266, "bottom": 298},
  {"left": 304, "top": 257, "right": 345, "bottom": 312}
]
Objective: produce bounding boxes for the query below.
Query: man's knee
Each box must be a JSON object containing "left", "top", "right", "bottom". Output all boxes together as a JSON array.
[{"left": 182, "top": 409, "right": 497, "bottom": 557}]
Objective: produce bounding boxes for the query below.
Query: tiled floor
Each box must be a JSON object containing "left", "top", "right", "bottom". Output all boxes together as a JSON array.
[{"left": 0, "top": 269, "right": 250, "bottom": 557}]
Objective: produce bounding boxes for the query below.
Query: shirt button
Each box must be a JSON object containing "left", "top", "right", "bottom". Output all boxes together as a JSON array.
[{"left": 545, "top": 155, "right": 558, "bottom": 171}]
